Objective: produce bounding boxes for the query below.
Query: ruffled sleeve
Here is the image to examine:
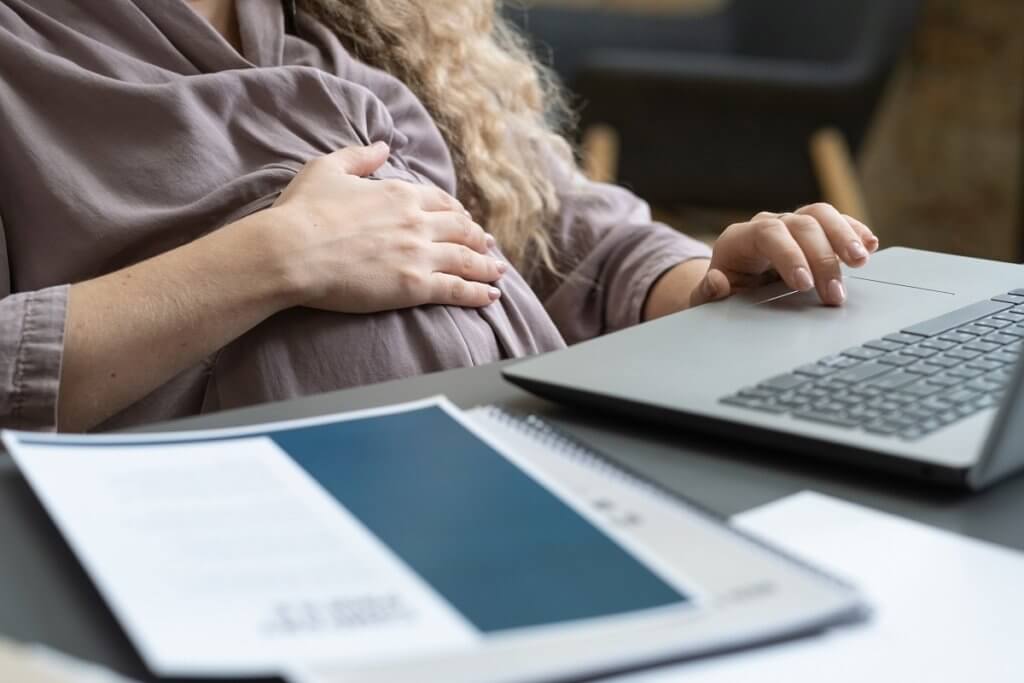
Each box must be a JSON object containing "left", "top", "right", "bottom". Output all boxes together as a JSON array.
[{"left": 530, "top": 153, "right": 712, "bottom": 344}]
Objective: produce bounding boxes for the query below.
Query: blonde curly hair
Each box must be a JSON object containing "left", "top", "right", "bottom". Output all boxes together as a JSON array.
[{"left": 299, "top": 0, "right": 576, "bottom": 273}]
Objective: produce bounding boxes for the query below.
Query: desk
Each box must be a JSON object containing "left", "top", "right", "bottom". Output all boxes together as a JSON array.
[{"left": 2, "top": 360, "right": 1023, "bottom": 682}]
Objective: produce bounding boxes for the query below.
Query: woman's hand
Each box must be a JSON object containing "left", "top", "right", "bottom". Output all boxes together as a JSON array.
[
  {"left": 644, "top": 204, "right": 880, "bottom": 320},
  {"left": 267, "top": 141, "right": 506, "bottom": 313},
  {"left": 691, "top": 203, "right": 879, "bottom": 307}
]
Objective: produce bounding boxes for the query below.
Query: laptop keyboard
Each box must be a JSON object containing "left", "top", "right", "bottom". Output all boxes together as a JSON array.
[{"left": 720, "top": 290, "right": 1024, "bottom": 441}]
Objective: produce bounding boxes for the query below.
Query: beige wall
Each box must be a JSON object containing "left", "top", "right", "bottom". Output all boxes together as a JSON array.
[{"left": 860, "top": 0, "right": 1024, "bottom": 262}]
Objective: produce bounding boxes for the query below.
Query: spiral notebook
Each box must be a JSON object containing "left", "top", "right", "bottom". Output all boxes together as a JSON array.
[{"left": 3, "top": 398, "right": 865, "bottom": 682}]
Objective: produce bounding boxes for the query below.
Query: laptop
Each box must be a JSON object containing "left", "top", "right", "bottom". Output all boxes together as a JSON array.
[{"left": 503, "top": 248, "right": 1024, "bottom": 490}]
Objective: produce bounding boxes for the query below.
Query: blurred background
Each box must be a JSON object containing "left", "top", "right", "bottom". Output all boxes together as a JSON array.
[{"left": 508, "top": 0, "right": 1024, "bottom": 262}]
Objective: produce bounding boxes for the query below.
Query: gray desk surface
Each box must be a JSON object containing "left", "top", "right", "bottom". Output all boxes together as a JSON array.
[{"left": 3, "top": 361, "right": 1023, "bottom": 682}]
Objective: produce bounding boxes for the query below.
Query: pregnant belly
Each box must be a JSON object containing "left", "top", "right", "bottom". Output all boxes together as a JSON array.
[{"left": 202, "top": 280, "right": 565, "bottom": 412}]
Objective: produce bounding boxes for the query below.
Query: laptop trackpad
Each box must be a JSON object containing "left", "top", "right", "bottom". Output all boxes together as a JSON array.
[{"left": 744, "top": 276, "right": 954, "bottom": 314}]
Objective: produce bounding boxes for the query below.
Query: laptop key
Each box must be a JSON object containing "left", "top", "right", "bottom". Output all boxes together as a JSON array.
[
  {"left": 958, "top": 324, "right": 994, "bottom": 336},
  {"left": 963, "top": 340, "right": 1000, "bottom": 353},
  {"left": 865, "top": 370, "right": 917, "bottom": 389},
  {"left": 904, "top": 406, "right": 939, "bottom": 421},
  {"left": 759, "top": 373, "right": 810, "bottom": 391},
  {"left": 1008, "top": 289, "right": 1024, "bottom": 296},
  {"left": 920, "top": 339, "right": 957, "bottom": 351},
  {"left": 738, "top": 387, "right": 778, "bottom": 400},
  {"left": 902, "top": 300, "right": 1010, "bottom": 337},
  {"left": 927, "top": 373, "right": 964, "bottom": 388},
  {"left": 965, "top": 378, "right": 1002, "bottom": 393},
  {"left": 947, "top": 365, "right": 984, "bottom": 379},
  {"left": 901, "top": 381, "right": 943, "bottom": 398},
  {"left": 832, "top": 362, "right": 892, "bottom": 384},
  {"left": 924, "top": 355, "right": 961, "bottom": 368},
  {"left": 991, "top": 294, "right": 1024, "bottom": 305},
  {"left": 865, "top": 420, "right": 900, "bottom": 436},
  {"left": 776, "top": 393, "right": 811, "bottom": 408},
  {"left": 943, "top": 388, "right": 980, "bottom": 404},
  {"left": 885, "top": 332, "right": 926, "bottom": 345},
  {"left": 955, "top": 402, "right": 981, "bottom": 417},
  {"left": 900, "top": 345, "right": 938, "bottom": 359},
  {"left": 993, "top": 311, "right": 1024, "bottom": 323},
  {"left": 983, "top": 332, "right": 1019, "bottom": 345},
  {"left": 791, "top": 409, "right": 860, "bottom": 428},
  {"left": 901, "top": 428, "right": 926, "bottom": 441},
  {"left": 921, "top": 396, "right": 953, "bottom": 412},
  {"left": 720, "top": 396, "right": 787, "bottom": 413},
  {"left": 878, "top": 353, "right": 917, "bottom": 367},
  {"left": 976, "top": 394, "right": 1001, "bottom": 409},
  {"left": 842, "top": 346, "right": 885, "bottom": 361},
  {"left": 987, "top": 350, "right": 1019, "bottom": 364},
  {"left": 975, "top": 317, "right": 1012, "bottom": 330},
  {"left": 823, "top": 355, "right": 860, "bottom": 369},
  {"left": 966, "top": 359, "right": 1002, "bottom": 372},
  {"left": 945, "top": 347, "right": 982, "bottom": 361},
  {"left": 907, "top": 362, "right": 941, "bottom": 376},
  {"left": 795, "top": 363, "right": 836, "bottom": 378},
  {"left": 938, "top": 331, "right": 974, "bottom": 344},
  {"left": 863, "top": 339, "right": 904, "bottom": 352}
]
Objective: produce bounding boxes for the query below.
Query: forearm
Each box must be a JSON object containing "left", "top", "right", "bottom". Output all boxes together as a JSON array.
[
  {"left": 642, "top": 258, "right": 710, "bottom": 321},
  {"left": 58, "top": 211, "right": 299, "bottom": 432}
]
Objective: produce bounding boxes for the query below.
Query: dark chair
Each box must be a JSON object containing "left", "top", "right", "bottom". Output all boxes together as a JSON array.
[{"left": 507, "top": 0, "right": 922, "bottom": 218}]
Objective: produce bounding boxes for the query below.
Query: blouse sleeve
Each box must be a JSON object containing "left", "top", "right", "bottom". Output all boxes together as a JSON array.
[
  {"left": 0, "top": 216, "right": 68, "bottom": 431},
  {"left": 529, "top": 152, "right": 712, "bottom": 345}
]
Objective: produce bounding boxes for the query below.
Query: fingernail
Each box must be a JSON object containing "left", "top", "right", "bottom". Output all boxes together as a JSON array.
[
  {"left": 488, "top": 287, "right": 502, "bottom": 301},
  {"left": 848, "top": 241, "right": 869, "bottom": 262},
  {"left": 495, "top": 261, "right": 508, "bottom": 275},
  {"left": 485, "top": 233, "right": 496, "bottom": 248},
  {"left": 828, "top": 278, "right": 847, "bottom": 305},
  {"left": 703, "top": 275, "right": 718, "bottom": 299},
  {"left": 793, "top": 266, "right": 814, "bottom": 291},
  {"left": 371, "top": 140, "right": 389, "bottom": 150}
]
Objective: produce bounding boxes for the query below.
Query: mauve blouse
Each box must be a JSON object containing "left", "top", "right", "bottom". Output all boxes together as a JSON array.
[{"left": 0, "top": 0, "right": 710, "bottom": 431}]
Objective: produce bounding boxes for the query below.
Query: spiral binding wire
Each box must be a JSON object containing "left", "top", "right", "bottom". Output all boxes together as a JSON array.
[{"left": 477, "top": 406, "right": 686, "bottom": 510}]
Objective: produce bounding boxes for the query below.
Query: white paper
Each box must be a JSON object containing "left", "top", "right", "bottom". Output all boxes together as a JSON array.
[
  {"left": 4, "top": 401, "right": 479, "bottom": 678},
  {"left": 611, "top": 491, "right": 1024, "bottom": 683},
  {"left": 0, "top": 638, "right": 139, "bottom": 683}
]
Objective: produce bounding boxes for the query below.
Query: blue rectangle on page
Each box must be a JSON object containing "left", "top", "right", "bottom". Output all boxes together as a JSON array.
[{"left": 270, "top": 406, "right": 688, "bottom": 633}]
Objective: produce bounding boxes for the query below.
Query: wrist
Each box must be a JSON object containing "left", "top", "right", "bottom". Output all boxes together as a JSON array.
[
  {"left": 222, "top": 207, "right": 310, "bottom": 311},
  {"left": 642, "top": 258, "right": 710, "bottom": 321}
]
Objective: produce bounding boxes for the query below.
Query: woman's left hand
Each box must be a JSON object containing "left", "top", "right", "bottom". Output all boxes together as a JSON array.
[{"left": 689, "top": 203, "right": 879, "bottom": 308}]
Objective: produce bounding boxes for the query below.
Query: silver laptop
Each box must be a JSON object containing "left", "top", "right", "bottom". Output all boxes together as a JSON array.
[{"left": 504, "top": 248, "right": 1024, "bottom": 490}]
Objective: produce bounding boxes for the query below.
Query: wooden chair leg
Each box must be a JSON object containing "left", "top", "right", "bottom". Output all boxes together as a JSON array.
[
  {"left": 810, "top": 127, "right": 872, "bottom": 225},
  {"left": 582, "top": 124, "right": 620, "bottom": 184}
]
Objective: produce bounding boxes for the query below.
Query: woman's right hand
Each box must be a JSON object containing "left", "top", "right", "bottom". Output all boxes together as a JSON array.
[{"left": 266, "top": 141, "right": 506, "bottom": 313}]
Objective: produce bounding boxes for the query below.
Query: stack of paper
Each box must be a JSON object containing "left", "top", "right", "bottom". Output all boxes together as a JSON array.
[{"left": 0, "top": 638, "right": 137, "bottom": 683}]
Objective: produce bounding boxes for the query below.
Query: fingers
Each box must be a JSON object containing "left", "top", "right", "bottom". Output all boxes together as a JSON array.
[
  {"left": 780, "top": 212, "right": 847, "bottom": 305},
  {"left": 688, "top": 268, "right": 732, "bottom": 308},
  {"left": 795, "top": 203, "right": 869, "bottom": 266},
  {"left": 324, "top": 141, "right": 390, "bottom": 177},
  {"left": 424, "top": 211, "right": 493, "bottom": 254},
  {"left": 407, "top": 183, "right": 464, "bottom": 213},
  {"left": 843, "top": 214, "right": 880, "bottom": 253},
  {"left": 431, "top": 243, "right": 506, "bottom": 283},
  {"left": 427, "top": 273, "right": 502, "bottom": 308},
  {"left": 748, "top": 218, "right": 815, "bottom": 293}
]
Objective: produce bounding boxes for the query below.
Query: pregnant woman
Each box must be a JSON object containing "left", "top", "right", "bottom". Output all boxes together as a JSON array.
[{"left": 0, "top": 0, "right": 878, "bottom": 432}]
